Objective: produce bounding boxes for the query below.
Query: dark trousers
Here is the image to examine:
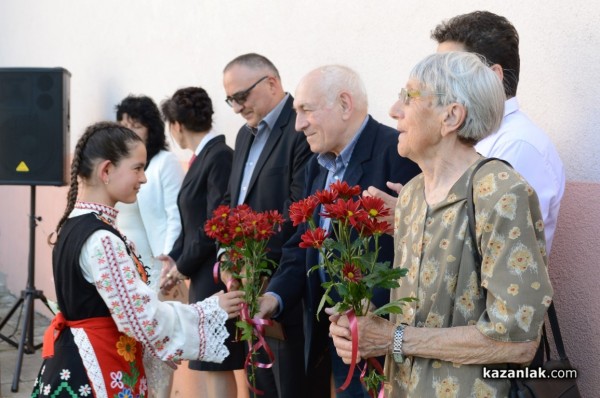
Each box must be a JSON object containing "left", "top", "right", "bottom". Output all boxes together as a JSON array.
[{"left": 250, "top": 332, "right": 307, "bottom": 398}]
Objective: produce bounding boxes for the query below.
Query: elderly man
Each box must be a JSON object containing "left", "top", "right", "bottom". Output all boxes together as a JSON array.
[
  {"left": 221, "top": 53, "right": 312, "bottom": 398},
  {"left": 258, "top": 65, "right": 420, "bottom": 397}
]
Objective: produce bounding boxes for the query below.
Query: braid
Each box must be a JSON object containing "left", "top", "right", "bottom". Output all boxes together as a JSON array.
[
  {"left": 49, "top": 123, "right": 111, "bottom": 244},
  {"left": 49, "top": 121, "right": 142, "bottom": 245}
]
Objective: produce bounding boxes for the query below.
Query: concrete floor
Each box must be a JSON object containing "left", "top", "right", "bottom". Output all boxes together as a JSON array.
[{"left": 0, "top": 289, "right": 49, "bottom": 398}]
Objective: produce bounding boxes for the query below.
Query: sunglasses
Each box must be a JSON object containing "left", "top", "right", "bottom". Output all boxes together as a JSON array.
[{"left": 225, "top": 76, "right": 269, "bottom": 107}]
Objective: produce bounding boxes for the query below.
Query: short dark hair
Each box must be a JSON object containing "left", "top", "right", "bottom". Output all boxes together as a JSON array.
[
  {"left": 115, "top": 95, "right": 167, "bottom": 167},
  {"left": 160, "top": 87, "right": 213, "bottom": 133},
  {"left": 431, "top": 11, "right": 520, "bottom": 97},
  {"left": 223, "top": 53, "right": 280, "bottom": 79}
]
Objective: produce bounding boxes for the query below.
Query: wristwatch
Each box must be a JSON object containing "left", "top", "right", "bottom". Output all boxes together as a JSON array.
[{"left": 392, "top": 324, "right": 406, "bottom": 363}]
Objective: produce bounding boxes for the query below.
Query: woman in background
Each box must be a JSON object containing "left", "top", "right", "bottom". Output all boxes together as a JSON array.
[
  {"left": 115, "top": 95, "right": 184, "bottom": 397},
  {"left": 159, "top": 86, "right": 242, "bottom": 398}
]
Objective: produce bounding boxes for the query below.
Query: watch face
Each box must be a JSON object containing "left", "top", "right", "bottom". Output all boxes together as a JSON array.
[{"left": 393, "top": 352, "right": 404, "bottom": 363}]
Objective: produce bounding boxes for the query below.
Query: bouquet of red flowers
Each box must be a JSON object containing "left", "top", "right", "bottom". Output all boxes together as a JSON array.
[
  {"left": 205, "top": 204, "right": 283, "bottom": 393},
  {"left": 289, "top": 180, "right": 411, "bottom": 395}
]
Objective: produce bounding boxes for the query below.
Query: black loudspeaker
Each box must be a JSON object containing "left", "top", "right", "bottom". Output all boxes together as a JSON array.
[{"left": 0, "top": 68, "right": 70, "bottom": 186}]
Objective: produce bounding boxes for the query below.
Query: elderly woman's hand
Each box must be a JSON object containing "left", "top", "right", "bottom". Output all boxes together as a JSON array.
[{"left": 328, "top": 312, "right": 396, "bottom": 364}]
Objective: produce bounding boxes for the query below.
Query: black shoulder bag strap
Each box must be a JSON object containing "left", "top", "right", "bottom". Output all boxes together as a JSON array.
[{"left": 466, "top": 157, "right": 511, "bottom": 273}]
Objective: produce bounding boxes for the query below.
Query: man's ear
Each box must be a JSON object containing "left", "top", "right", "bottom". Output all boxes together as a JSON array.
[
  {"left": 490, "top": 64, "right": 504, "bottom": 83},
  {"left": 440, "top": 103, "right": 467, "bottom": 137},
  {"left": 339, "top": 91, "right": 353, "bottom": 120}
]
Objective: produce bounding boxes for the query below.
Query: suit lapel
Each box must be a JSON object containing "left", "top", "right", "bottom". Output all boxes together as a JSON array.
[
  {"left": 246, "top": 96, "right": 294, "bottom": 195},
  {"left": 230, "top": 129, "right": 253, "bottom": 205},
  {"left": 341, "top": 116, "right": 377, "bottom": 188},
  {"left": 180, "top": 136, "right": 224, "bottom": 191}
]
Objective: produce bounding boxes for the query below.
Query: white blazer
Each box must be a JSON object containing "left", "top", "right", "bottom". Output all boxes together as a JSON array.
[{"left": 136, "top": 150, "right": 184, "bottom": 257}]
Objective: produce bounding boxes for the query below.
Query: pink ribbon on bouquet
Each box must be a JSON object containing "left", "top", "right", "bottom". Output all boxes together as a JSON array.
[
  {"left": 337, "top": 309, "right": 385, "bottom": 398},
  {"left": 213, "top": 261, "right": 236, "bottom": 291},
  {"left": 240, "top": 302, "right": 275, "bottom": 395},
  {"left": 336, "top": 309, "right": 359, "bottom": 393},
  {"left": 359, "top": 358, "right": 385, "bottom": 398}
]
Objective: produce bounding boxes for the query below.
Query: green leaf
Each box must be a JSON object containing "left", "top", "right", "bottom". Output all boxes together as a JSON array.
[
  {"left": 316, "top": 285, "right": 333, "bottom": 320},
  {"left": 236, "top": 320, "right": 254, "bottom": 342},
  {"left": 372, "top": 298, "right": 418, "bottom": 316}
]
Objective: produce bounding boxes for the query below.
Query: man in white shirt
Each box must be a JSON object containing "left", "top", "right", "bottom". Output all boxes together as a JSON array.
[{"left": 432, "top": 11, "right": 565, "bottom": 254}]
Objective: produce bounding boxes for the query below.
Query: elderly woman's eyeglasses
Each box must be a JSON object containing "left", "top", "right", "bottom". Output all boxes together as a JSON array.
[
  {"left": 398, "top": 88, "right": 443, "bottom": 106},
  {"left": 225, "top": 76, "right": 269, "bottom": 107}
]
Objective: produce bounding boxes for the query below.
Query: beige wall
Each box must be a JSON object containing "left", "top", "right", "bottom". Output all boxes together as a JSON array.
[{"left": 1, "top": 0, "right": 599, "bottom": 396}]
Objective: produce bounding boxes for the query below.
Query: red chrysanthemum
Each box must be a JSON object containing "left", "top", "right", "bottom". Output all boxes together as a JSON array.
[
  {"left": 323, "top": 198, "right": 367, "bottom": 226},
  {"left": 357, "top": 218, "right": 393, "bottom": 237},
  {"left": 341, "top": 263, "right": 362, "bottom": 283},
  {"left": 314, "top": 188, "right": 338, "bottom": 205},
  {"left": 266, "top": 210, "right": 284, "bottom": 227},
  {"left": 328, "top": 181, "right": 361, "bottom": 200},
  {"left": 289, "top": 196, "right": 319, "bottom": 226},
  {"left": 360, "top": 196, "right": 391, "bottom": 219},
  {"left": 204, "top": 218, "right": 224, "bottom": 239},
  {"left": 299, "top": 227, "right": 329, "bottom": 249},
  {"left": 212, "top": 204, "right": 231, "bottom": 220}
]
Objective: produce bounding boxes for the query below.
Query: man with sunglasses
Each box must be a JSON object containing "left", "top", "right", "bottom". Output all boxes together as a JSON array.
[{"left": 221, "top": 53, "right": 312, "bottom": 398}]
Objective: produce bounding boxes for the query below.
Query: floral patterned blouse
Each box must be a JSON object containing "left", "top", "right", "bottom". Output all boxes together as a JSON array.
[{"left": 384, "top": 158, "right": 553, "bottom": 398}]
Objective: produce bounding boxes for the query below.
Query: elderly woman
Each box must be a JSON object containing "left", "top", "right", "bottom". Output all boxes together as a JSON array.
[{"left": 329, "top": 51, "right": 553, "bottom": 397}]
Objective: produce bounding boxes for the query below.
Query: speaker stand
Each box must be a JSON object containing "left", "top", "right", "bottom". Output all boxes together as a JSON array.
[{"left": 0, "top": 185, "right": 53, "bottom": 392}]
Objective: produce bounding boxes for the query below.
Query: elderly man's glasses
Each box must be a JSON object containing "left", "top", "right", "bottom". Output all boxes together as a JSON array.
[
  {"left": 398, "top": 88, "right": 443, "bottom": 106},
  {"left": 225, "top": 76, "right": 269, "bottom": 107}
]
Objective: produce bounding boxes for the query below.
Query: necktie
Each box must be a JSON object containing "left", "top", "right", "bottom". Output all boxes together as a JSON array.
[{"left": 188, "top": 154, "right": 197, "bottom": 168}]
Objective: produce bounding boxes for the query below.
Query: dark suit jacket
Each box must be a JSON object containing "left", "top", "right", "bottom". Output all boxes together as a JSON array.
[
  {"left": 170, "top": 135, "right": 233, "bottom": 303},
  {"left": 267, "top": 116, "right": 421, "bottom": 370},
  {"left": 224, "top": 95, "right": 313, "bottom": 330}
]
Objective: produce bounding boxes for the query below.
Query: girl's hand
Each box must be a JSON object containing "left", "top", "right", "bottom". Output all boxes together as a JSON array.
[{"left": 213, "top": 290, "right": 245, "bottom": 319}]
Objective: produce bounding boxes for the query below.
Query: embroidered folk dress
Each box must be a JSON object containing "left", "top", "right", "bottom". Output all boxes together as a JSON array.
[
  {"left": 32, "top": 202, "right": 229, "bottom": 398},
  {"left": 384, "top": 158, "right": 553, "bottom": 398}
]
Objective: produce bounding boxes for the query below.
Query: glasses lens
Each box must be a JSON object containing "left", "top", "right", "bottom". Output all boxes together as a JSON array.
[
  {"left": 399, "top": 88, "right": 408, "bottom": 105},
  {"left": 225, "top": 76, "right": 267, "bottom": 108}
]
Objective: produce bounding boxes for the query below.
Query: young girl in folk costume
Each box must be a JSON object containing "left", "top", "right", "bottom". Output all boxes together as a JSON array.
[{"left": 32, "top": 122, "right": 244, "bottom": 398}]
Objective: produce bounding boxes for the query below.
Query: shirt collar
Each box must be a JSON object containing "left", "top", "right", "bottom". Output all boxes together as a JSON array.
[
  {"left": 504, "top": 97, "right": 519, "bottom": 118},
  {"left": 73, "top": 201, "right": 118, "bottom": 224},
  {"left": 247, "top": 93, "right": 290, "bottom": 135},
  {"left": 195, "top": 129, "right": 219, "bottom": 156},
  {"left": 317, "top": 115, "right": 369, "bottom": 171}
]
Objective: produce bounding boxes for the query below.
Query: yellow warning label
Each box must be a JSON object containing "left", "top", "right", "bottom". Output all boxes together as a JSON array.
[{"left": 16, "top": 161, "right": 30, "bottom": 172}]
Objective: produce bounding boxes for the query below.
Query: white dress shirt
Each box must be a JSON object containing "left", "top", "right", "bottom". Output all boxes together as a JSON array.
[{"left": 476, "top": 97, "right": 565, "bottom": 254}]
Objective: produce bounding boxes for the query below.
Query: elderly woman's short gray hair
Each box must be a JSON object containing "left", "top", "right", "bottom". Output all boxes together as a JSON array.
[{"left": 410, "top": 52, "right": 505, "bottom": 145}]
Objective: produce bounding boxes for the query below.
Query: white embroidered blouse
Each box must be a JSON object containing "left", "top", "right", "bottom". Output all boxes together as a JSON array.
[{"left": 71, "top": 201, "right": 230, "bottom": 364}]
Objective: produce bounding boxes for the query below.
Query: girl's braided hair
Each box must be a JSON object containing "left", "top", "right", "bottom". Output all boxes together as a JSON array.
[{"left": 50, "top": 121, "right": 142, "bottom": 244}]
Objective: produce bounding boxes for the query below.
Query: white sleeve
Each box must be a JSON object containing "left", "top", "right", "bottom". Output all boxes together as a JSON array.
[
  {"left": 159, "top": 152, "right": 184, "bottom": 254},
  {"left": 80, "top": 229, "right": 229, "bottom": 363}
]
